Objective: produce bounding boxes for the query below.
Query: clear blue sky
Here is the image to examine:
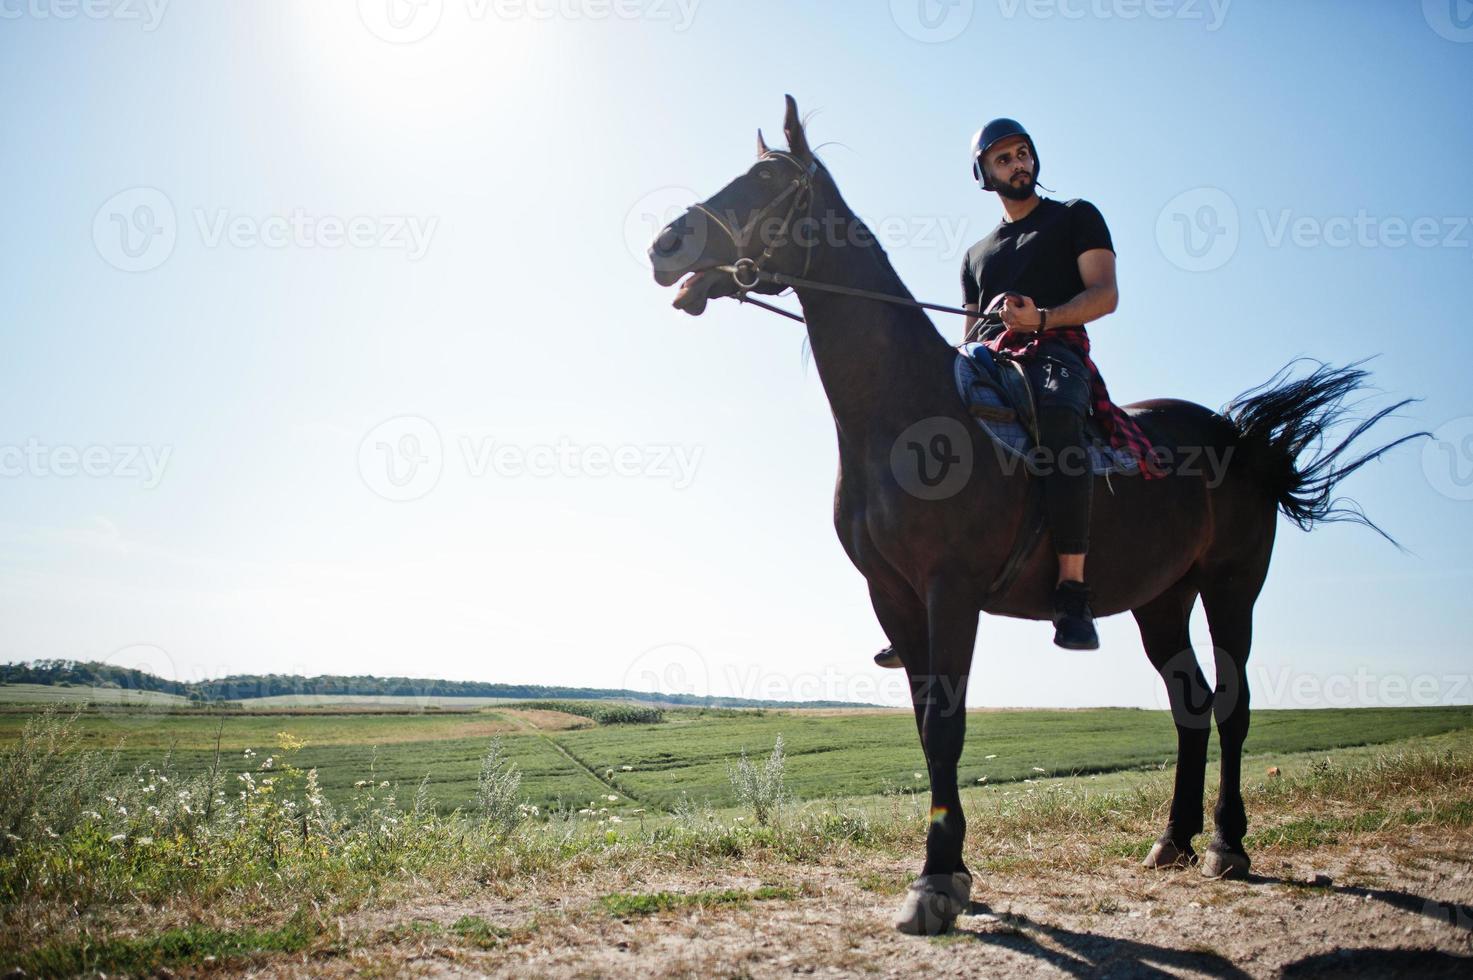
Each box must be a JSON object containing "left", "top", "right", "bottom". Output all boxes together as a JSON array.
[{"left": 1, "top": 1, "right": 1469, "bottom": 709}]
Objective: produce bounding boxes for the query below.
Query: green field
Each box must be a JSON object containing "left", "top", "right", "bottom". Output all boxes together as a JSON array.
[{"left": 3, "top": 694, "right": 1470, "bottom": 816}]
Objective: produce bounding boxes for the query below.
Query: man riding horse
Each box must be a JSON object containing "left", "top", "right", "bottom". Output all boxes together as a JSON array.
[{"left": 876, "top": 117, "right": 1140, "bottom": 663}]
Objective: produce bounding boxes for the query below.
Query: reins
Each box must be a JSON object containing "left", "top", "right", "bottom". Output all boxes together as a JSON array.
[{"left": 699, "top": 153, "right": 1002, "bottom": 330}]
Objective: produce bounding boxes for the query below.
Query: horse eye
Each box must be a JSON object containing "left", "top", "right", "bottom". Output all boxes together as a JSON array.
[{"left": 757, "top": 169, "right": 773, "bottom": 180}]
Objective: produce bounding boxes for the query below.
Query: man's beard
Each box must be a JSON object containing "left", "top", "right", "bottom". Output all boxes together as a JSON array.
[{"left": 995, "top": 171, "right": 1036, "bottom": 202}]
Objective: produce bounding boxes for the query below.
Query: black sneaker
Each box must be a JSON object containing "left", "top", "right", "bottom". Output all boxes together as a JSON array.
[
  {"left": 1052, "top": 581, "right": 1100, "bottom": 650},
  {"left": 874, "top": 645, "right": 903, "bottom": 669}
]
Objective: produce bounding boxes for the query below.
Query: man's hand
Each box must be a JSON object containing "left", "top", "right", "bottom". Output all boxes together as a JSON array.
[{"left": 998, "top": 292, "right": 1044, "bottom": 332}]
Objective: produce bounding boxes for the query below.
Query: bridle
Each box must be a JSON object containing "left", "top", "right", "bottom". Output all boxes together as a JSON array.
[
  {"left": 691, "top": 152, "right": 998, "bottom": 329},
  {"left": 690, "top": 150, "right": 821, "bottom": 292}
]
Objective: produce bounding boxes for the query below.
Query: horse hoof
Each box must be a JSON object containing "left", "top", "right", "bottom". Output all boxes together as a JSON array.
[
  {"left": 1200, "top": 848, "right": 1250, "bottom": 880},
  {"left": 1143, "top": 839, "right": 1196, "bottom": 869},
  {"left": 893, "top": 872, "right": 971, "bottom": 935}
]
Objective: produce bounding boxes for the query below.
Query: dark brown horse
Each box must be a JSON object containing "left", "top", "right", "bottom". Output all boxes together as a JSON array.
[{"left": 649, "top": 96, "right": 1422, "bottom": 934}]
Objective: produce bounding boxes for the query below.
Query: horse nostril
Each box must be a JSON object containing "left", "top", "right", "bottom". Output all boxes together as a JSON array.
[{"left": 654, "top": 228, "right": 683, "bottom": 255}]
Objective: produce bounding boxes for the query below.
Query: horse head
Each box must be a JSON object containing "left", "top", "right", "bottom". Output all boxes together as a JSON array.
[{"left": 649, "top": 95, "right": 830, "bottom": 316}]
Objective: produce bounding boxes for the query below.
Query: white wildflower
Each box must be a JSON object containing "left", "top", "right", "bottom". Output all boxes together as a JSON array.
[
  {"left": 605, "top": 794, "right": 618, "bottom": 802},
  {"left": 620, "top": 765, "right": 633, "bottom": 771},
  {"left": 108, "top": 834, "right": 126, "bottom": 843},
  {"left": 1031, "top": 767, "right": 1046, "bottom": 773},
  {"left": 985, "top": 754, "right": 998, "bottom": 760}
]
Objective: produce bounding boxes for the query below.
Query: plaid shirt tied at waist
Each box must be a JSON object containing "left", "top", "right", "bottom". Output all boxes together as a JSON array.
[{"left": 982, "top": 323, "right": 1166, "bottom": 479}]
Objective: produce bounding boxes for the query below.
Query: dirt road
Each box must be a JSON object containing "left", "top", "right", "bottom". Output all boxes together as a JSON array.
[{"left": 298, "top": 830, "right": 1473, "bottom": 978}]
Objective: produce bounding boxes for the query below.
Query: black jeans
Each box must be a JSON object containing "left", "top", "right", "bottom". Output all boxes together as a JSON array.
[{"left": 1024, "top": 341, "right": 1093, "bottom": 556}]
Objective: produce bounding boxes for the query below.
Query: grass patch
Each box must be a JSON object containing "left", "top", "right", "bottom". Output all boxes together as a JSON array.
[
  {"left": 450, "top": 915, "right": 509, "bottom": 948},
  {"left": 11, "top": 922, "right": 318, "bottom": 976},
  {"left": 598, "top": 886, "right": 796, "bottom": 918}
]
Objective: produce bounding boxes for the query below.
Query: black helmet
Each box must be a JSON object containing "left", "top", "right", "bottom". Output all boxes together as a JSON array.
[{"left": 970, "top": 118, "right": 1039, "bottom": 191}]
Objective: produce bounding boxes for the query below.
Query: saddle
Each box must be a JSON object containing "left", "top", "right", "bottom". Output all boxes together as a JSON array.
[{"left": 954, "top": 342, "right": 1148, "bottom": 477}]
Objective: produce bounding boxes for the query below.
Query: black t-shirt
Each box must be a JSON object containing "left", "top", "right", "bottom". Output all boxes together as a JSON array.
[{"left": 961, "top": 197, "right": 1114, "bottom": 322}]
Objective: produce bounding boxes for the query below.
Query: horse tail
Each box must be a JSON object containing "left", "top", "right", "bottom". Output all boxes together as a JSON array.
[{"left": 1223, "top": 358, "right": 1428, "bottom": 547}]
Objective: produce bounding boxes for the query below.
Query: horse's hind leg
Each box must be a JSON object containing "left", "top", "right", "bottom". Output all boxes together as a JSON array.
[
  {"left": 1198, "top": 582, "right": 1259, "bottom": 879},
  {"left": 1133, "top": 578, "right": 1215, "bottom": 869}
]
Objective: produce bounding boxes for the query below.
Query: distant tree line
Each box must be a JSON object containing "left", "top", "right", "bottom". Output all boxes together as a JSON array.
[{"left": 0, "top": 660, "right": 869, "bottom": 709}]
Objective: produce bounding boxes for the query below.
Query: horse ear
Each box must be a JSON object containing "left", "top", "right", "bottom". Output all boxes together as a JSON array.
[
  {"left": 757, "top": 128, "right": 769, "bottom": 156},
  {"left": 783, "top": 94, "right": 811, "bottom": 160}
]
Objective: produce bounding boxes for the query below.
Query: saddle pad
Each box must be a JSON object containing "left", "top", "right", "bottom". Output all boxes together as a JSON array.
[{"left": 954, "top": 342, "right": 1145, "bottom": 477}]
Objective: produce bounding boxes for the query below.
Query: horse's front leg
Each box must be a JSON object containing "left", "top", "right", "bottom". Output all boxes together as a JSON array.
[{"left": 894, "top": 576, "right": 977, "bottom": 935}]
